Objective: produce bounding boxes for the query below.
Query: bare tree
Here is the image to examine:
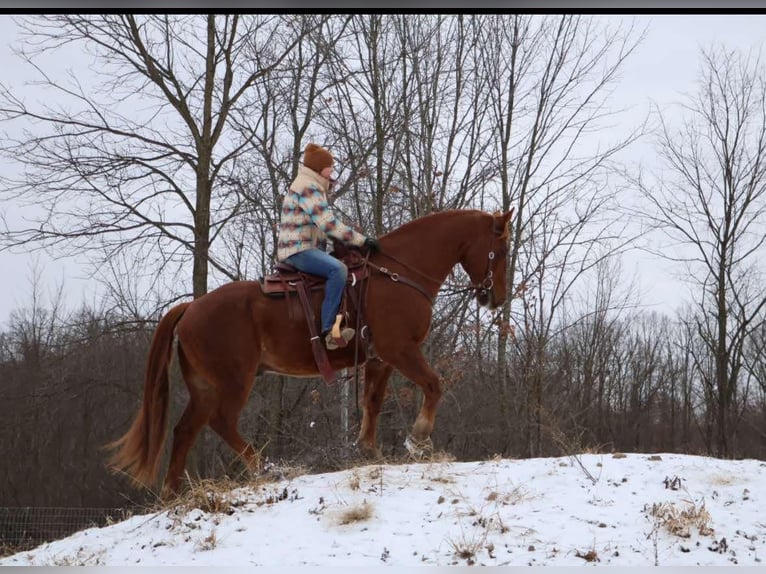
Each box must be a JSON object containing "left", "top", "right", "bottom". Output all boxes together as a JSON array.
[
  {"left": 475, "top": 15, "right": 645, "bottom": 424},
  {"left": 317, "top": 14, "right": 410, "bottom": 235},
  {"left": 634, "top": 46, "right": 766, "bottom": 456},
  {"left": 390, "top": 15, "right": 496, "bottom": 217},
  {"left": 745, "top": 320, "right": 766, "bottom": 455},
  {"left": 558, "top": 259, "right": 633, "bottom": 442},
  {"left": 0, "top": 15, "right": 314, "bottom": 302}
]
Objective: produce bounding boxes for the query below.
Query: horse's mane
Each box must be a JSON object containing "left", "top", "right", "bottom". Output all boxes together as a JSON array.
[{"left": 381, "top": 209, "right": 487, "bottom": 241}]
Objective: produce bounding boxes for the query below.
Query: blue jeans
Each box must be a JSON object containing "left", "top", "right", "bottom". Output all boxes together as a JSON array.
[{"left": 284, "top": 249, "right": 348, "bottom": 334}]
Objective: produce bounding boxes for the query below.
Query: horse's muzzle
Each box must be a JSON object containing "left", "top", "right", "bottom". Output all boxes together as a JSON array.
[{"left": 476, "top": 288, "right": 491, "bottom": 308}]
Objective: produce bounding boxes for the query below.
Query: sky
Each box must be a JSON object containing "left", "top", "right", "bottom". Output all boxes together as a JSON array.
[
  {"left": 1, "top": 452, "right": 764, "bottom": 566},
  {"left": 1, "top": 14, "right": 766, "bottom": 327}
]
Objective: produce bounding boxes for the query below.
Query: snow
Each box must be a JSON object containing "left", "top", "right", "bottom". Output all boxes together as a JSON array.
[{"left": 2, "top": 453, "right": 765, "bottom": 567}]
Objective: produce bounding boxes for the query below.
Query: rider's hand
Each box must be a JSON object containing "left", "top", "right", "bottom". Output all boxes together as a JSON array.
[{"left": 364, "top": 237, "right": 381, "bottom": 252}]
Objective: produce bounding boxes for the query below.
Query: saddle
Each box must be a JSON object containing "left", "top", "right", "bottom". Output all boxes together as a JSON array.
[
  {"left": 259, "top": 244, "right": 371, "bottom": 385},
  {"left": 261, "top": 245, "right": 369, "bottom": 296}
]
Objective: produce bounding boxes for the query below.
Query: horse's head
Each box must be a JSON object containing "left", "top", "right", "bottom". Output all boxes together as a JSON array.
[{"left": 461, "top": 209, "right": 514, "bottom": 310}]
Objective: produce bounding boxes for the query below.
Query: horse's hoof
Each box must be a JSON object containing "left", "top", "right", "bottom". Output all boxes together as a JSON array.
[
  {"left": 356, "top": 441, "right": 383, "bottom": 461},
  {"left": 159, "top": 485, "right": 181, "bottom": 503},
  {"left": 404, "top": 435, "right": 433, "bottom": 460}
]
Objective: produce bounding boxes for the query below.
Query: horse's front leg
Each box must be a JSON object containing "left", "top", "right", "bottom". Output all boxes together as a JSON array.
[
  {"left": 387, "top": 349, "right": 442, "bottom": 459},
  {"left": 356, "top": 358, "right": 393, "bottom": 460}
]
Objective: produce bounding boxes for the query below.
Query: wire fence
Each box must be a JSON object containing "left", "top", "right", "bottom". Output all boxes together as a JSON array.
[{"left": 0, "top": 507, "right": 139, "bottom": 557}]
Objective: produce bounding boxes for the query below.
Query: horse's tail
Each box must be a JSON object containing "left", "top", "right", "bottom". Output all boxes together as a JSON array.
[{"left": 105, "top": 302, "right": 191, "bottom": 488}]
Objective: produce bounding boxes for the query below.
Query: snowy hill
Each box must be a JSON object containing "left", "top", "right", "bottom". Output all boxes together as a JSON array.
[{"left": 2, "top": 453, "right": 765, "bottom": 566}]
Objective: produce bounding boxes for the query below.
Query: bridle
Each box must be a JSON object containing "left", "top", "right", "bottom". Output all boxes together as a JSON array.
[
  {"left": 367, "top": 215, "right": 508, "bottom": 303},
  {"left": 472, "top": 216, "right": 508, "bottom": 302}
]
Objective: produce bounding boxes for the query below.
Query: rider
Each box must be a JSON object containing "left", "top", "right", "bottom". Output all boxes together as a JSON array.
[{"left": 277, "top": 142, "right": 380, "bottom": 350}]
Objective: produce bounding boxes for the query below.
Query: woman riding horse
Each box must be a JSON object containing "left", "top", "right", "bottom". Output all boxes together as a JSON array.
[
  {"left": 277, "top": 143, "right": 379, "bottom": 350},
  {"left": 107, "top": 205, "right": 513, "bottom": 495}
]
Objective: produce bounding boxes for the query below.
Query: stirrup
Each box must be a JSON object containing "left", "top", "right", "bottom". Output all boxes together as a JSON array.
[{"left": 325, "top": 327, "right": 355, "bottom": 350}]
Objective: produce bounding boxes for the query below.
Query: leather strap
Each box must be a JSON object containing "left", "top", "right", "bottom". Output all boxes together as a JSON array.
[
  {"left": 295, "top": 277, "right": 336, "bottom": 385},
  {"left": 366, "top": 261, "right": 433, "bottom": 302},
  {"left": 282, "top": 277, "right": 296, "bottom": 321}
]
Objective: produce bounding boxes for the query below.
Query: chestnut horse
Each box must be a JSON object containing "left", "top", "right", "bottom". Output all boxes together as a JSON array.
[{"left": 107, "top": 209, "right": 513, "bottom": 494}]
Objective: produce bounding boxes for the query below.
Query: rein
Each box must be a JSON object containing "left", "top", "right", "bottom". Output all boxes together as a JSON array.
[{"left": 365, "top": 257, "right": 435, "bottom": 302}]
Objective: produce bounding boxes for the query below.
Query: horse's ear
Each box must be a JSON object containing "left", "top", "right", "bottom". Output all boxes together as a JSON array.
[{"left": 500, "top": 209, "right": 514, "bottom": 236}]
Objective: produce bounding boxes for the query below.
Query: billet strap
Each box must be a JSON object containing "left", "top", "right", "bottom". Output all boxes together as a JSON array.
[
  {"left": 283, "top": 276, "right": 297, "bottom": 321},
  {"left": 294, "top": 278, "right": 336, "bottom": 385}
]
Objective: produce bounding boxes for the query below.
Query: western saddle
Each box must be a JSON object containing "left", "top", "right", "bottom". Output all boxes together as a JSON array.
[{"left": 260, "top": 245, "right": 371, "bottom": 384}]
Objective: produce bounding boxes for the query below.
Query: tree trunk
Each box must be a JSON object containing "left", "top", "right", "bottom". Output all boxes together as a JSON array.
[{"left": 193, "top": 170, "right": 212, "bottom": 298}]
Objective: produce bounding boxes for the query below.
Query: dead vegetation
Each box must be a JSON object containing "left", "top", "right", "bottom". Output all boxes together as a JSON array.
[
  {"left": 484, "top": 484, "right": 530, "bottom": 506},
  {"left": 576, "top": 547, "right": 600, "bottom": 562},
  {"left": 446, "top": 524, "right": 488, "bottom": 565},
  {"left": 196, "top": 531, "right": 218, "bottom": 552},
  {"left": 157, "top": 462, "right": 311, "bottom": 517},
  {"left": 335, "top": 501, "right": 374, "bottom": 525},
  {"left": 644, "top": 499, "right": 714, "bottom": 539},
  {"left": 164, "top": 477, "right": 242, "bottom": 515}
]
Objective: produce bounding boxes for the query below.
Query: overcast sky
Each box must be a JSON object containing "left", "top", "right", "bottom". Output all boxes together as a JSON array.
[{"left": 0, "top": 14, "right": 765, "bottom": 327}]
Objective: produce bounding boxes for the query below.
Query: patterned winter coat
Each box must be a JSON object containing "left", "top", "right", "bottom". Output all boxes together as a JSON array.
[{"left": 276, "top": 165, "right": 366, "bottom": 262}]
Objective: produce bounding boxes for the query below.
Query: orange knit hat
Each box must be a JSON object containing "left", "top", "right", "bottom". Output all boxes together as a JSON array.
[{"left": 303, "top": 143, "right": 333, "bottom": 173}]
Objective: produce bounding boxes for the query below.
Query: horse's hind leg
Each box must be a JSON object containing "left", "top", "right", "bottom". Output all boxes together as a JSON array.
[
  {"left": 356, "top": 358, "right": 393, "bottom": 460},
  {"left": 163, "top": 345, "right": 217, "bottom": 496},
  {"left": 208, "top": 381, "right": 261, "bottom": 475},
  {"left": 386, "top": 349, "right": 442, "bottom": 458}
]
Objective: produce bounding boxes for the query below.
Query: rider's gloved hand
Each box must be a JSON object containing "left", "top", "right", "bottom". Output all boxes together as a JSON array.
[{"left": 364, "top": 237, "right": 381, "bottom": 252}]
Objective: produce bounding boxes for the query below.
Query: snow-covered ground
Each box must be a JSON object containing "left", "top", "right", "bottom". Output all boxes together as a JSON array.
[{"left": 2, "top": 453, "right": 765, "bottom": 566}]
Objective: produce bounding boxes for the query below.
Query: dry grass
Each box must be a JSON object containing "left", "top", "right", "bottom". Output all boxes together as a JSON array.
[
  {"left": 335, "top": 501, "right": 374, "bottom": 525},
  {"left": 580, "top": 444, "right": 612, "bottom": 455},
  {"left": 0, "top": 543, "right": 21, "bottom": 560},
  {"left": 485, "top": 484, "right": 529, "bottom": 506},
  {"left": 709, "top": 473, "right": 737, "bottom": 486},
  {"left": 196, "top": 531, "right": 218, "bottom": 552},
  {"left": 169, "top": 477, "right": 241, "bottom": 515},
  {"left": 347, "top": 469, "right": 361, "bottom": 491},
  {"left": 447, "top": 521, "right": 489, "bottom": 564},
  {"left": 429, "top": 474, "right": 455, "bottom": 484},
  {"left": 645, "top": 499, "right": 714, "bottom": 539},
  {"left": 429, "top": 450, "right": 457, "bottom": 464},
  {"left": 250, "top": 462, "right": 310, "bottom": 485},
  {"left": 45, "top": 548, "right": 106, "bottom": 566},
  {"left": 576, "top": 548, "right": 600, "bottom": 562},
  {"left": 154, "top": 462, "right": 313, "bottom": 515},
  {"left": 367, "top": 466, "right": 384, "bottom": 482}
]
